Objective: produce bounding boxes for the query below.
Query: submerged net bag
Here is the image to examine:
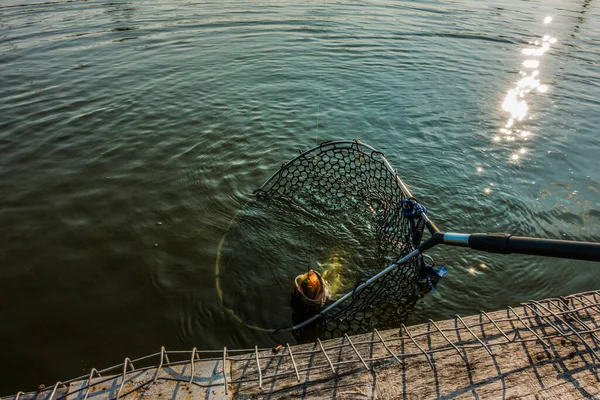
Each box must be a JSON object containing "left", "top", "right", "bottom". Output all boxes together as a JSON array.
[{"left": 251, "top": 140, "right": 429, "bottom": 337}]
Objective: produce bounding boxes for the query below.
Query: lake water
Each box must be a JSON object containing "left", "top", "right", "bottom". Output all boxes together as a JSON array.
[{"left": 1, "top": 0, "right": 599, "bottom": 393}]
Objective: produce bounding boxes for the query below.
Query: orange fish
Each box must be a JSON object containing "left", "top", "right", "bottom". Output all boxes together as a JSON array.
[{"left": 301, "top": 269, "right": 321, "bottom": 299}]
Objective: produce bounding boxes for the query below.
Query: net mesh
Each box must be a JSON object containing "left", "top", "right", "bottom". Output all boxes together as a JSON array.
[{"left": 254, "top": 140, "right": 425, "bottom": 337}]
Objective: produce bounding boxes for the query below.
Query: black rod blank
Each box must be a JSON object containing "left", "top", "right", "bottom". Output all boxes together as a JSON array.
[{"left": 467, "top": 233, "right": 600, "bottom": 262}]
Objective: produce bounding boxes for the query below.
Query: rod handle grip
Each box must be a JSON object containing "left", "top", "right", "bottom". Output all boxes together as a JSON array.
[{"left": 468, "top": 233, "right": 511, "bottom": 253}]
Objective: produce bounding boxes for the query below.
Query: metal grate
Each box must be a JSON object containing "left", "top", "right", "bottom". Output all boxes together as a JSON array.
[{"left": 11, "top": 290, "right": 600, "bottom": 399}]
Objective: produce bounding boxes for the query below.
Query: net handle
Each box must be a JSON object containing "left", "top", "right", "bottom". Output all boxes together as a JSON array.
[{"left": 419, "top": 228, "right": 600, "bottom": 262}]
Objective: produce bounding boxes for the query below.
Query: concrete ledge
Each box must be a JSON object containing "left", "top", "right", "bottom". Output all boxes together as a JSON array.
[{"left": 5, "top": 290, "right": 600, "bottom": 399}]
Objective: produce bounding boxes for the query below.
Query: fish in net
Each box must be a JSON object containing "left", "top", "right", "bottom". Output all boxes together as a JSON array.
[{"left": 251, "top": 140, "right": 437, "bottom": 337}]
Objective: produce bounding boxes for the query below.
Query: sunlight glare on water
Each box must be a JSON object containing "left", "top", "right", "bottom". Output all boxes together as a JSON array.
[{"left": 498, "top": 16, "right": 559, "bottom": 163}]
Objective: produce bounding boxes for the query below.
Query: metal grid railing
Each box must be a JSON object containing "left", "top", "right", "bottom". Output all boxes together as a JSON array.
[{"left": 11, "top": 290, "right": 600, "bottom": 400}]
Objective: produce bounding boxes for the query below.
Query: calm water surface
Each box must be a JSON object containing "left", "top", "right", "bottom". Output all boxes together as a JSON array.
[{"left": 1, "top": 0, "right": 599, "bottom": 393}]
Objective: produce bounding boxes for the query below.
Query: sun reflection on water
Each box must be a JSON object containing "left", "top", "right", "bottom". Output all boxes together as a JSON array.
[{"left": 496, "top": 16, "right": 557, "bottom": 164}]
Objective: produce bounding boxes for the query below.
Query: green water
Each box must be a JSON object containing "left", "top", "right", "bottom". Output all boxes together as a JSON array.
[{"left": 1, "top": 0, "right": 599, "bottom": 393}]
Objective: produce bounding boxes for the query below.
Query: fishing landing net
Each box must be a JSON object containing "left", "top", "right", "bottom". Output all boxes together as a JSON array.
[{"left": 218, "top": 140, "right": 441, "bottom": 339}]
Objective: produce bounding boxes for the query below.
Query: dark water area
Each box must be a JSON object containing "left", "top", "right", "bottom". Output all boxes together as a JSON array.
[{"left": 1, "top": 0, "right": 599, "bottom": 393}]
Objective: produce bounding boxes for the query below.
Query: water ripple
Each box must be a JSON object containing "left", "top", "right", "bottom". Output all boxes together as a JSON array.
[{"left": 0, "top": 0, "right": 599, "bottom": 393}]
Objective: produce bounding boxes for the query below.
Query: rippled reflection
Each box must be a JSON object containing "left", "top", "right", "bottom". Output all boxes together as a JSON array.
[
  {"left": 522, "top": 59, "right": 540, "bottom": 68},
  {"left": 497, "top": 16, "right": 558, "bottom": 163},
  {"left": 502, "top": 89, "right": 528, "bottom": 120},
  {"left": 483, "top": 182, "right": 494, "bottom": 194}
]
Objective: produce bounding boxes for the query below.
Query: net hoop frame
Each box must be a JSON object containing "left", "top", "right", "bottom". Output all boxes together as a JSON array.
[{"left": 256, "top": 140, "right": 415, "bottom": 202}]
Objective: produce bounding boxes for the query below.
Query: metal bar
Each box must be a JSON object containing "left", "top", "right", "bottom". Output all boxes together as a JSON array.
[
  {"left": 259, "top": 303, "right": 597, "bottom": 359},
  {"left": 116, "top": 358, "right": 135, "bottom": 400},
  {"left": 374, "top": 329, "right": 400, "bottom": 363},
  {"left": 73, "top": 356, "right": 223, "bottom": 388},
  {"left": 593, "top": 291, "right": 600, "bottom": 306},
  {"left": 401, "top": 324, "right": 434, "bottom": 370},
  {"left": 568, "top": 296, "right": 600, "bottom": 343},
  {"left": 233, "top": 324, "right": 600, "bottom": 387},
  {"left": 531, "top": 300, "right": 588, "bottom": 339},
  {"left": 11, "top": 294, "right": 600, "bottom": 399},
  {"left": 255, "top": 345, "right": 263, "bottom": 390},
  {"left": 83, "top": 368, "right": 101, "bottom": 400},
  {"left": 294, "top": 301, "right": 598, "bottom": 347},
  {"left": 529, "top": 300, "right": 600, "bottom": 364},
  {"left": 344, "top": 334, "right": 370, "bottom": 370},
  {"left": 456, "top": 315, "right": 494, "bottom": 357},
  {"left": 152, "top": 347, "right": 167, "bottom": 385},
  {"left": 572, "top": 295, "right": 600, "bottom": 323},
  {"left": 48, "top": 382, "right": 62, "bottom": 400},
  {"left": 421, "top": 213, "right": 442, "bottom": 236},
  {"left": 429, "top": 319, "right": 465, "bottom": 360},
  {"left": 56, "top": 376, "right": 115, "bottom": 400},
  {"left": 557, "top": 298, "right": 600, "bottom": 359},
  {"left": 381, "top": 158, "right": 413, "bottom": 198},
  {"left": 480, "top": 310, "right": 512, "bottom": 342},
  {"left": 571, "top": 295, "right": 598, "bottom": 313},
  {"left": 507, "top": 306, "right": 550, "bottom": 347},
  {"left": 271, "top": 303, "right": 600, "bottom": 358},
  {"left": 223, "top": 347, "right": 229, "bottom": 396},
  {"left": 317, "top": 338, "right": 336, "bottom": 374},
  {"left": 548, "top": 299, "right": 566, "bottom": 314},
  {"left": 189, "top": 348, "right": 197, "bottom": 384},
  {"left": 523, "top": 304, "right": 571, "bottom": 341},
  {"left": 230, "top": 326, "right": 600, "bottom": 386},
  {"left": 286, "top": 343, "right": 301, "bottom": 382}
]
